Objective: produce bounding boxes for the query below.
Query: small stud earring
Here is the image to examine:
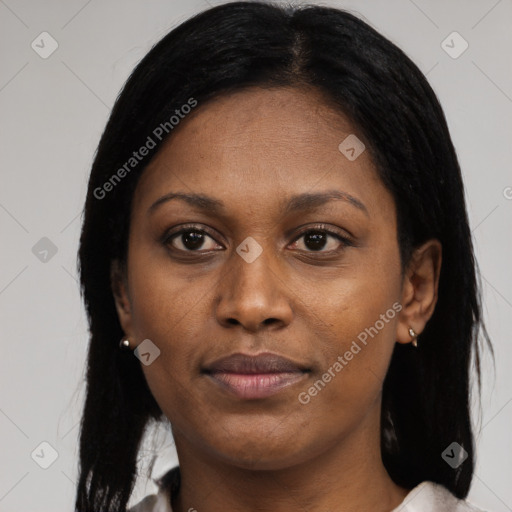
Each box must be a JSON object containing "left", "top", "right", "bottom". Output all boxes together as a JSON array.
[
  {"left": 119, "top": 338, "right": 131, "bottom": 350},
  {"left": 408, "top": 327, "right": 418, "bottom": 348}
]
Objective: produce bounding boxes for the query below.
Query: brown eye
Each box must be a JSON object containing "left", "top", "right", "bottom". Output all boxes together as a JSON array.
[
  {"left": 164, "top": 226, "right": 222, "bottom": 252},
  {"left": 289, "top": 226, "right": 354, "bottom": 253}
]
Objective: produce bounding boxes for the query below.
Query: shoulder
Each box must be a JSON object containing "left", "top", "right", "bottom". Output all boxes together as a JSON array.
[
  {"left": 128, "top": 466, "right": 179, "bottom": 512},
  {"left": 393, "top": 480, "right": 490, "bottom": 512}
]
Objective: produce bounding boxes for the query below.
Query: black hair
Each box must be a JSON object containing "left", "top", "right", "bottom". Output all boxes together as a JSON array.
[{"left": 75, "top": 1, "right": 494, "bottom": 510}]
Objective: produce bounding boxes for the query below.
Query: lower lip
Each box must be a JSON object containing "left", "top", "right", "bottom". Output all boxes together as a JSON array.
[{"left": 206, "top": 371, "right": 308, "bottom": 399}]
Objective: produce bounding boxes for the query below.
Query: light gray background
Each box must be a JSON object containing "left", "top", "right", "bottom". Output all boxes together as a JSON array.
[{"left": 1, "top": 0, "right": 511, "bottom": 510}]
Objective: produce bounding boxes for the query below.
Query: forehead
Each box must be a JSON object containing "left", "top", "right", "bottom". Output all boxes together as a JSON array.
[{"left": 132, "top": 86, "right": 389, "bottom": 217}]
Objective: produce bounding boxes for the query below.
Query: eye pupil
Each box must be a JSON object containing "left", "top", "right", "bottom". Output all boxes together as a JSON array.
[
  {"left": 182, "top": 231, "right": 204, "bottom": 250},
  {"left": 304, "top": 231, "right": 327, "bottom": 251}
]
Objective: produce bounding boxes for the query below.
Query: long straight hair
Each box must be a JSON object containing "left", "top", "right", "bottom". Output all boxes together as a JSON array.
[{"left": 76, "top": 2, "right": 494, "bottom": 510}]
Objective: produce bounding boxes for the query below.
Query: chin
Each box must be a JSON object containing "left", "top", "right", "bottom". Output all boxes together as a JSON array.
[
  {"left": 206, "top": 432, "right": 314, "bottom": 471},
  {"left": 219, "top": 450, "right": 309, "bottom": 472}
]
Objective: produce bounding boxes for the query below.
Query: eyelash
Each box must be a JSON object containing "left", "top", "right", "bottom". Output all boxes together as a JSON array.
[{"left": 162, "top": 223, "right": 355, "bottom": 255}]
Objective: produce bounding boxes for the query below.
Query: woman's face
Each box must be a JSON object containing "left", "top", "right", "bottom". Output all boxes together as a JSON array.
[{"left": 114, "top": 86, "right": 424, "bottom": 470}]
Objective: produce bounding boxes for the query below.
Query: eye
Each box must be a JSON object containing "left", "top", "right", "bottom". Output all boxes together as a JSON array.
[
  {"left": 163, "top": 225, "right": 222, "bottom": 252},
  {"left": 289, "top": 224, "right": 354, "bottom": 253}
]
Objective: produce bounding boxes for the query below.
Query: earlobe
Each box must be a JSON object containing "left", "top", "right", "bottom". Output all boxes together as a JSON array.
[{"left": 396, "top": 239, "right": 442, "bottom": 345}]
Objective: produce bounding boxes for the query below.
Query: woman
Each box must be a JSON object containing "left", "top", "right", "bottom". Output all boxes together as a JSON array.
[{"left": 75, "top": 2, "right": 494, "bottom": 511}]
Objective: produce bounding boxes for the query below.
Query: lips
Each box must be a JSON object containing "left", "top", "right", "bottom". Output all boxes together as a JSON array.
[
  {"left": 203, "top": 352, "right": 309, "bottom": 374},
  {"left": 202, "top": 352, "right": 310, "bottom": 400}
]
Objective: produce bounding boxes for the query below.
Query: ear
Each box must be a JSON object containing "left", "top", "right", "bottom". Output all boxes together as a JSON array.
[
  {"left": 110, "top": 259, "right": 134, "bottom": 340},
  {"left": 396, "top": 239, "right": 442, "bottom": 345}
]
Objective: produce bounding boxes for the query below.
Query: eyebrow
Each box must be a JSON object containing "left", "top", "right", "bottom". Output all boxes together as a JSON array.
[{"left": 147, "top": 190, "right": 369, "bottom": 217}]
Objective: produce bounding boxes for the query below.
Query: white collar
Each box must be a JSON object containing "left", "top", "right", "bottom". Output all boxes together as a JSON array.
[{"left": 130, "top": 475, "right": 487, "bottom": 512}]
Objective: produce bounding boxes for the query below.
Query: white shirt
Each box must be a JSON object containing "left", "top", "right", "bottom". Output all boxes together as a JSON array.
[{"left": 128, "top": 467, "right": 488, "bottom": 512}]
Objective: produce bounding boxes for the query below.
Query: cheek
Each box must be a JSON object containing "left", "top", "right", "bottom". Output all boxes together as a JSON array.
[
  {"left": 126, "top": 253, "right": 207, "bottom": 394},
  {"left": 127, "top": 244, "right": 201, "bottom": 339},
  {"left": 307, "top": 253, "right": 402, "bottom": 406},
  {"left": 312, "top": 298, "right": 399, "bottom": 393},
  {"left": 295, "top": 304, "right": 399, "bottom": 439}
]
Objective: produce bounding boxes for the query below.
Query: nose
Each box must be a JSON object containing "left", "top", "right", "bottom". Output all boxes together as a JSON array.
[{"left": 215, "top": 244, "right": 294, "bottom": 332}]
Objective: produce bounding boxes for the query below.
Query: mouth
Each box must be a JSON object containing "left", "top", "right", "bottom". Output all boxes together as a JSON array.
[{"left": 202, "top": 352, "right": 311, "bottom": 400}]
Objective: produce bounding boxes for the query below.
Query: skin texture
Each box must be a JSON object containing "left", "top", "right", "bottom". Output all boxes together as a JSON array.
[{"left": 112, "top": 86, "right": 442, "bottom": 512}]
